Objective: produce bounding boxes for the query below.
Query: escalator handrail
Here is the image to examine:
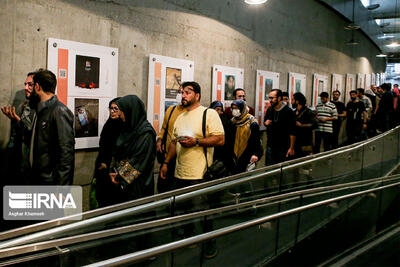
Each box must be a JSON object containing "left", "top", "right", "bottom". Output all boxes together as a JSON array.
[
  {"left": 1, "top": 174, "right": 399, "bottom": 258},
  {"left": 0, "top": 126, "right": 397, "bottom": 246},
  {"left": 83, "top": 180, "right": 400, "bottom": 267}
]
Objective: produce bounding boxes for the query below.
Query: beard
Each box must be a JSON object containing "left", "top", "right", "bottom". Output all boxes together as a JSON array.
[
  {"left": 182, "top": 98, "right": 195, "bottom": 107},
  {"left": 29, "top": 89, "right": 40, "bottom": 106},
  {"left": 351, "top": 97, "right": 356, "bottom": 101}
]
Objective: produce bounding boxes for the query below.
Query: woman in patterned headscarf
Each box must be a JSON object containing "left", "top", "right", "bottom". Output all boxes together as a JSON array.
[
  {"left": 230, "top": 100, "right": 263, "bottom": 174},
  {"left": 109, "top": 95, "right": 156, "bottom": 203}
]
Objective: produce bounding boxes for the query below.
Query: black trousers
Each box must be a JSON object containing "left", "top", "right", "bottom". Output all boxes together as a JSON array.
[
  {"left": 172, "top": 178, "right": 213, "bottom": 238},
  {"left": 332, "top": 120, "right": 342, "bottom": 149},
  {"left": 314, "top": 131, "right": 333, "bottom": 154}
]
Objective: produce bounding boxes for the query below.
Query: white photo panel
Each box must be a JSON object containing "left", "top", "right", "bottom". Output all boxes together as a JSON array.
[
  {"left": 147, "top": 54, "right": 194, "bottom": 135},
  {"left": 212, "top": 65, "right": 244, "bottom": 108},
  {"left": 288, "top": 72, "right": 306, "bottom": 105},
  {"left": 331, "top": 74, "right": 344, "bottom": 102},
  {"left": 256, "top": 70, "right": 280, "bottom": 130},
  {"left": 312, "top": 74, "right": 329, "bottom": 107}
]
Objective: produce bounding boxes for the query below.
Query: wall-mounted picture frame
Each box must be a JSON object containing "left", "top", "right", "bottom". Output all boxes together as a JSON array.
[
  {"left": 312, "top": 74, "right": 328, "bottom": 107},
  {"left": 345, "top": 74, "right": 356, "bottom": 103},
  {"left": 331, "top": 73, "right": 344, "bottom": 102},
  {"left": 47, "top": 38, "right": 118, "bottom": 149},
  {"left": 357, "top": 73, "right": 365, "bottom": 89},
  {"left": 365, "top": 73, "right": 371, "bottom": 91},
  {"left": 288, "top": 72, "right": 306, "bottom": 105},
  {"left": 255, "top": 70, "right": 280, "bottom": 130},
  {"left": 147, "top": 54, "right": 194, "bottom": 135},
  {"left": 371, "top": 73, "right": 376, "bottom": 86},
  {"left": 212, "top": 65, "right": 244, "bottom": 108}
]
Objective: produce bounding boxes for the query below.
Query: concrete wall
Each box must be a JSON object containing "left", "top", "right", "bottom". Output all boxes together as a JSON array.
[{"left": 0, "top": 0, "right": 386, "bottom": 194}]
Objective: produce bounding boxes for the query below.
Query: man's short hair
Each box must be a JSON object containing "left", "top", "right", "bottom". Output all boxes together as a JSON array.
[
  {"left": 319, "top": 92, "right": 329, "bottom": 98},
  {"left": 381, "top": 83, "right": 390, "bottom": 91},
  {"left": 394, "top": 84, "right": 399, "bottom": 87},
  {"left": 333, "top": 90, "right": 341, "bottom": 95},
  {"left": 350, "top": 90, "right": 357, "bottom": 95},
  {"left": 234, "top": 88, "right": 245, "bottom": 97},
  {"left": 356, "top": 88, "right": 365, "bottom": 94},
  {"left": 33, "top": 69, "right": 57, "bottom": 94},
  {"left": 27, "top": 71, "right": 36, "bottom": 77},
  {"left": 282, "top": 91, "right": 289, "bottom": 98},
  {"left": 293, "top": 92, "right": 306, "bottom": 106},
  {"left": 271, "top": 89, "right": 283, "bottom": 98},
  {"left": 181, "top": 81, "right": 201, "bottom": 100}
]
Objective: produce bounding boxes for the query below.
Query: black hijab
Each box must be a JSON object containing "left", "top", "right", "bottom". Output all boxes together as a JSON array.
[{"left": 114, "top": 95, "right": 156, "bottom": 166}]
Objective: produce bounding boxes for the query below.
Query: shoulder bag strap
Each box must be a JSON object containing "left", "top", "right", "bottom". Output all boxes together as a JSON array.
[
  {"left": 161, "top": 105, "right": 177, "bottom": 151},
  {"left": 202, "top": 108, "right": 209, "bottom": 170}
]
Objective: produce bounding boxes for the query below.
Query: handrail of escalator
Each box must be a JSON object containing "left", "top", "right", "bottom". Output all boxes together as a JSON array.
[
  {"left": 83, "top": 180, "right": 400, "bottom": 267},
  {"left": 1, "top": 174, "right": 399, "bottom": 259},
  {"left": 0, "top": 126, "right": 397, "bottom": 246}
]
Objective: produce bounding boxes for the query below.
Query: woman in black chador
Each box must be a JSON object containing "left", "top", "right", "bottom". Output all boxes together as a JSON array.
[
  {"left": 109, "top": 95, "right": 156, "bottom": 203},
  {"left": 94, "top": 97, "right": 121, "bottom": 208}
]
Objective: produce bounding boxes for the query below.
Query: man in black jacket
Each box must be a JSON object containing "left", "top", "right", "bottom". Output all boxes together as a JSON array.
[
  {"left": 293, "top": 92, "right": 318, "bottom": 158},
  {"left": 30, "top": 69, "right": 75, "bottom": 185},
  {"left": 264, "top": 89, "right": 296, "bottom": 165}
]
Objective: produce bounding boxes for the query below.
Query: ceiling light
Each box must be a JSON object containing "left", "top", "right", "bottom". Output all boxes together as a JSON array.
[
  {"left": 376, "top": 54, "right": 387, "bottom": 57},
  {"left": 367, "top": 4, "right": 380, "bottom": 10},
  {"left": 244, "top": 0, "right": 268, "bottom": 4},
  {"left": 387, "top": 42, "right": 400, "bottom": 48}
]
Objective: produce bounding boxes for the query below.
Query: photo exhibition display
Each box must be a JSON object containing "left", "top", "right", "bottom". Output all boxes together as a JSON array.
[{"left": 47, "top": 38, "right": 118, "bottom": 149}]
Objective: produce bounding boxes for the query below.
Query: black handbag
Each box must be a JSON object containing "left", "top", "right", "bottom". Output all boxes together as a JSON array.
[
  {"left": 156, "top": 105, "right": 176, "bottom": 164},
  {"left": 202, "top": 108, "right": 229, "bottom": 180}
]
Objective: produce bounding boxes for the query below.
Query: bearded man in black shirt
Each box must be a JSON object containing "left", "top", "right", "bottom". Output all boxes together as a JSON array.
[
  {"left": 264, "top": 89, "right": 296, "bottom": 165},
  {"left": 346, "top": 90, "right": 367, "bottom": 144},
  {"left": 331, "top": 90, "right": 346, "bottom": 148}
]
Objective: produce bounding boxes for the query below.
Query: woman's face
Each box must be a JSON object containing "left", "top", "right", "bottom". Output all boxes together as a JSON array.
[
  {"left": 109, "top": 103, "right": 120, "bottom": 119},
  {"left": 214, "top": 106, "right": 223, "bottom": 115}
]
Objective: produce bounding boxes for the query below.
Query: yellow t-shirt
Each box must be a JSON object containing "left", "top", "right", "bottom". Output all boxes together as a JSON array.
[
  {"left": 157, "top": 105, "right": 186, "bottom": 153},
  {"left": 173, "top": 106, "right": 224, "bottom": 180}
]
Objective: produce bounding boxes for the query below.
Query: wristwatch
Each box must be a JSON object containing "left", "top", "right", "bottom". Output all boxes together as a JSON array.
[{"left": 195, "top": 138, "right": 199, "bottom": 146}]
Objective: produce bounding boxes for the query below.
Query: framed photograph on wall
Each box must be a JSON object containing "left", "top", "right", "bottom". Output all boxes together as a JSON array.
[
  {"left": 357, "top": 73, "right": 365, "bottom": 89},
  {"left": 47, "top": 38, "right": 118, "bottom": 149},
  {"left": 331, "top": 74, "right": 344, "bottom": 102},
  {"left": 255, "top": 70, "right": 279, "bottom": 130},
  {"left": 212, "top": 65, "right": 244, "bottom": 108},
  {"left": 380, "top": 73, "right": 386, "bottom": 84},
  {"left": 365, "top": 74, "right": 371, "bottom": 91},
  {"left": 376, "top": 73, "right": 380, "bottom": 85},
  {"left": 371, "top": 73, "right": 376, "bottom": 86},
  {"left": 312, "top": 74, "right": 328, "bottom": 107},
  {"left": 147, "top": 54, "right": 194, "bottom": 135},
  {"left": 288, "top": 72, "right": 306, "bottom": 104},
  {"left": 345, "top": 74, "right": 356, "bottom": 103}
]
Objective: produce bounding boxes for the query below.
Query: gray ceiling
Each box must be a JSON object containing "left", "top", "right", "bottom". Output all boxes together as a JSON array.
[{"left": 320, "top": 0, "right": 400, "bottom": 63}]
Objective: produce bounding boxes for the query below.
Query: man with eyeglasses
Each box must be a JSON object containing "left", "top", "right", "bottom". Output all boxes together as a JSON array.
[
  {"left": 1, "top": 72, "right": 37, "bottom": 185},
  {"left": 264, "top": 89, "right": 296, "bottom": 165},
  {"left": 224, "top": 88, "right": 255, "bottom": 118}
]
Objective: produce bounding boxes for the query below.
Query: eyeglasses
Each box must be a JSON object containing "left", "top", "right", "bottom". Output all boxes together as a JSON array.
[
  {"left": 24, "top": 82, "right": 34, "bottom": 87},
  {"left": 268, "top": 96, "right": 277, "bottom": 100},
  {"left": 237, "top": 95, "right": 246, "bottom": 98},
  {"left": 109, "top": 107, "right": 119, "bottom": 112}
]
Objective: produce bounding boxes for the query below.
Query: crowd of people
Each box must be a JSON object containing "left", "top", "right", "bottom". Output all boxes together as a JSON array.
[
  {"left": 2, "top": 70, "right": 399, "bottom": 207},
  {"left": 1, "top": 69, "right": 399, "bottom": 258}
]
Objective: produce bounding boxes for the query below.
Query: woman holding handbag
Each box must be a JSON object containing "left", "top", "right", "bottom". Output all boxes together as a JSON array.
[{"left": 109, "top": 95, "right": 156, "bottom": 203}]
